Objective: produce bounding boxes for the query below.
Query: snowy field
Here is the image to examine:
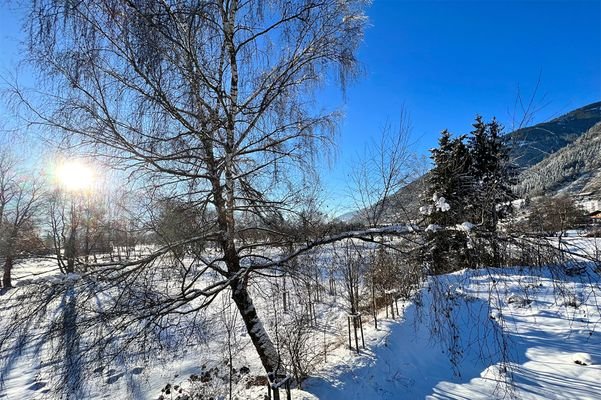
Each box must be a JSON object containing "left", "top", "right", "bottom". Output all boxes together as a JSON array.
[{"left": 1, "top": 238, "right": 600, "bottom": 400}]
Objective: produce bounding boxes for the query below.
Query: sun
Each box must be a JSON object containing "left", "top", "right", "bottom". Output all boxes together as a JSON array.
[{"left": 55, "top": 160, "right": 95, "bottom": 192}]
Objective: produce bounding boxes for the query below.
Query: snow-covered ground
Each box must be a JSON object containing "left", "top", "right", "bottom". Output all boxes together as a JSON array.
[
  {"left": 305, "top": 265, "right": 601, "bottom": 399},
  {"left": 1, "top": 238, "right": 600, "bottom": 399}
]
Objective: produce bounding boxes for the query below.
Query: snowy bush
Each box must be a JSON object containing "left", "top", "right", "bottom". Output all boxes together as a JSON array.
[{"left": 277, "top": 312, "right": 325, "bottom": 388}]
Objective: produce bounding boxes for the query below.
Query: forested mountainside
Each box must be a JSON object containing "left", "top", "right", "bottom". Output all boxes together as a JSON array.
[
  {"left": 506, "top": 101, "right": 601, "bottom": 169},
  {"left": 515, "top": 122, "right": 601, "bottom": 198},
  {"left": 337, "top": 174, "right": 428, "bottom": 225}
]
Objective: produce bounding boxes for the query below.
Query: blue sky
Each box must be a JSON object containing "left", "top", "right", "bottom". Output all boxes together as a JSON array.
[
  {"left": 318, "top": 0, "right": 601, "bottom": 212},
  {"left": 1, "top": 1, "right": 600, "bottom": 213}
]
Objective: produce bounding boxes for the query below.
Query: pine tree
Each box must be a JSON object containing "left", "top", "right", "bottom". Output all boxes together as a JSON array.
[
  {"left": 424, "top": 130, "right": 472, "bottom": 274},
  {"left": 469, "top": 116, "right": 515, "bottom": 230},
  {"left": 468, "top": 116, "right": 515, "bottom": 266},
  {"left": 424, "top": 117, "right": 516, "bottom": 273},
  {"left": 428, "top": 130, "right": 471, "bottom": 226}
]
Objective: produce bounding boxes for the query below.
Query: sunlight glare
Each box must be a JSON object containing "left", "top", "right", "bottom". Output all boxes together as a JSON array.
[{"left": 55, "top": 160, "right": 95, "bottom": 192}]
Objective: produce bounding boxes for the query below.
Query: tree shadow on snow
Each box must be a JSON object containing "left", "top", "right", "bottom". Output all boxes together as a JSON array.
[
  {"left": 305, "top": 267, "right": 601, "bottom": 400},
  {"left": 304, "top": 294, "right": 506, "bottom": 400}
]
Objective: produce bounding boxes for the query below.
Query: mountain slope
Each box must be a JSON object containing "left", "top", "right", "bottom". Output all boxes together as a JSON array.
[
  {"left": 507, "top": 101, "right": 601, "bottom": 169},
  {"left": 341, "top": 101, "right": 601, "bottom": 222},
  {"left": 515, "top": 122, "right": 601, "bottom": 198}
]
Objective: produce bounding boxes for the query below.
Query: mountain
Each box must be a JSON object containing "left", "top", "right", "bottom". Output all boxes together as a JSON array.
[
  {"left": 340, "top": 174, "right": 428, "bottom": 224},
  {"left": 340, "top": 101, "right": 601, "bottom": 223},
  {"left": 506, "top": 101, "right": 601, "bottom": 169},
  {"left": 515, "top": 122, "right": 601, "bottom": 198}
]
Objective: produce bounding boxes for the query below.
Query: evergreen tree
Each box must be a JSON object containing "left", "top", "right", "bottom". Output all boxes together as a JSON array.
[
  {"left": 424, "top": 117, "right": 516, "bottom": 272},
  {"left": 468, "top": 116, "right": 515, "bottom": 266},
  {"left": 424, "top": 130, "right": 472, "bottom": 274},
  {"left": 469, "top": 117, "right": 515, "bottom": 230},
  {"left": 427, "top": 130, "right": 472, "bottom": 226}
]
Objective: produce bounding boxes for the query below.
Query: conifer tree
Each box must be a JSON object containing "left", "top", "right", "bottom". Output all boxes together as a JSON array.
[
  {"left": 425, "top": 116, "right": 516, "bottom": 272},
  {"left": 468, "top": 116, "right": 515, "bottom": 266},
  {"left": 469, "top": 117, "right": 515, "bottom": 229},
  {"left": 424, "top": 130, "right": 472, "bottom": 274},
  {"left": 428, "top": 130, "right": 471, "bottom": 226}
]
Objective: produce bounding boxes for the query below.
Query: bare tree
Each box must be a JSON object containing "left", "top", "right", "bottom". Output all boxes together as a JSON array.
[
  {"left": 349, "top": 111, "right": 417, "bottom": 329},
  {"left": 13, "top": 0, "right": 369, "bottom": 394},
  {"left": 350, "top": 110, "right": 415, "bottom": 227},
  {"left": 48, "top": 189, "right": 85, "bottom": 274},
  {"left": 0, "top": 151, "right": 44, "bottom": 289},
  {"left": 332, "top": 240, "right": 366, "bottom": 353},
  {"left": 527, "top": 195, "right": 587, "bottom": 237}
]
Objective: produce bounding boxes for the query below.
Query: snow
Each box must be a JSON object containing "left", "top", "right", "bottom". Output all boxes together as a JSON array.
[
  {"left": 435, "top": 197, "right": 450, "bottom": 212},
  {"left": 426, "top": 224, "right": 440, "bottom": 232},
  {"left": 304, "top": 264, "right": 601, "bottom": 399},
  {"left": 432, "top": 193, "right": 451, "bottom": 212},
  {"left": 457, "top": 222, "right": 475, "bottom": 232},
  {"left": 1, "top": 239, "right": 601, "bottom": 399},
  {"left": 421, "top": 194, "right": 451, "bottom": 215},
  {"left": 572, "top": 353, "right": 594, "bottom": 366},
  {"left": 580, "top": 199, "right": 601, "bottom": 213},
  {"left": 420, "top": 205, "right": 434, "bottom": 216}
]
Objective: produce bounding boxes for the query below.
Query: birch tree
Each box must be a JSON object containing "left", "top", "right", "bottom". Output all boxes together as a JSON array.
[{"left": 17, "top": 0, "right": 369, "bottom": 389}]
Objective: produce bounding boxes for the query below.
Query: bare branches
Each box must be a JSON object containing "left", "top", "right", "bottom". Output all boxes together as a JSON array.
[
  {"left": 9, "top": 1, "right": 369, "bottom": 391},
  {"left": 0, "top": 150, "right": 45, "bottom": 288},
  {"left": 350, "top": 108, "right": 416, "bottom": 227}
]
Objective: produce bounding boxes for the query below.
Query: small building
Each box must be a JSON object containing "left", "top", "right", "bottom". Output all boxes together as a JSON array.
[{"left": 589, "top": 210, "right": 601, "bottom": 225}]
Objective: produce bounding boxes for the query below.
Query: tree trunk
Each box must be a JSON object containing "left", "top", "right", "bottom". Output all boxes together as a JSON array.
[
  {"left": 65, "top": 229, "right": 76, "bottom": 274},
  {"left": 3, "top": 256, "right": 13, "bottom": 288},
  {"left": 385, "top": 295, "right": 389, "bottom": 318},
  {"left": 282, "top": 275, "right": 288, "bottom": 313},
  {"left": 230, "top": 277, "right": 282, "bottom": 378},
  {"left": 352, "top": 314, "right": 359, "bottom": 353},
  {"left": 359, "top": 315, "right": 365, "bottom": 349},
  {"left": 228, "top": 330, "right": 233, "bottom": 400},
  {"left": 372, "top": 280, "right": 378, "bottom": 330},
  {"left": 84, "top": 226, "right": 90, "bottom": 263}
]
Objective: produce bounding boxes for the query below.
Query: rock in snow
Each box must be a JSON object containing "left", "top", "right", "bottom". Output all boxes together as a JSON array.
[{"left": 572, "top": 352, "right": 593, "bottom": 366}]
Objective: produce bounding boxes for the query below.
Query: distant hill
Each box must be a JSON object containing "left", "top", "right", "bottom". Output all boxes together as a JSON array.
[
  {"left": 515, "top": 122, "right": 601, "bottom": 198},
  {"left": 337, "top": 175, "right": 428, "bottom": 225},
  {"left": 339, "top": 101, "right": 601, "bottom": 223},
  {"left": 380, "top": 175, "right": 428, "bottom": 222},
  {"left": 506, "top": 101, "right": 601, "bottom": 169}
]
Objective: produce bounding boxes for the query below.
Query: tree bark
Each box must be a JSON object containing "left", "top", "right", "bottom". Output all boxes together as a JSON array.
[
  {"left": 3, "top": 256, "right": 13, "bottom": 288},
  {"left": 65, "top": 224, "right": 77, "bottom": 274},
  {"left": 230, "top": 277, "right": 281, "bottom": 378},
  {"left": 353, "top": 314, "right": 359, "bottom": 353}
]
